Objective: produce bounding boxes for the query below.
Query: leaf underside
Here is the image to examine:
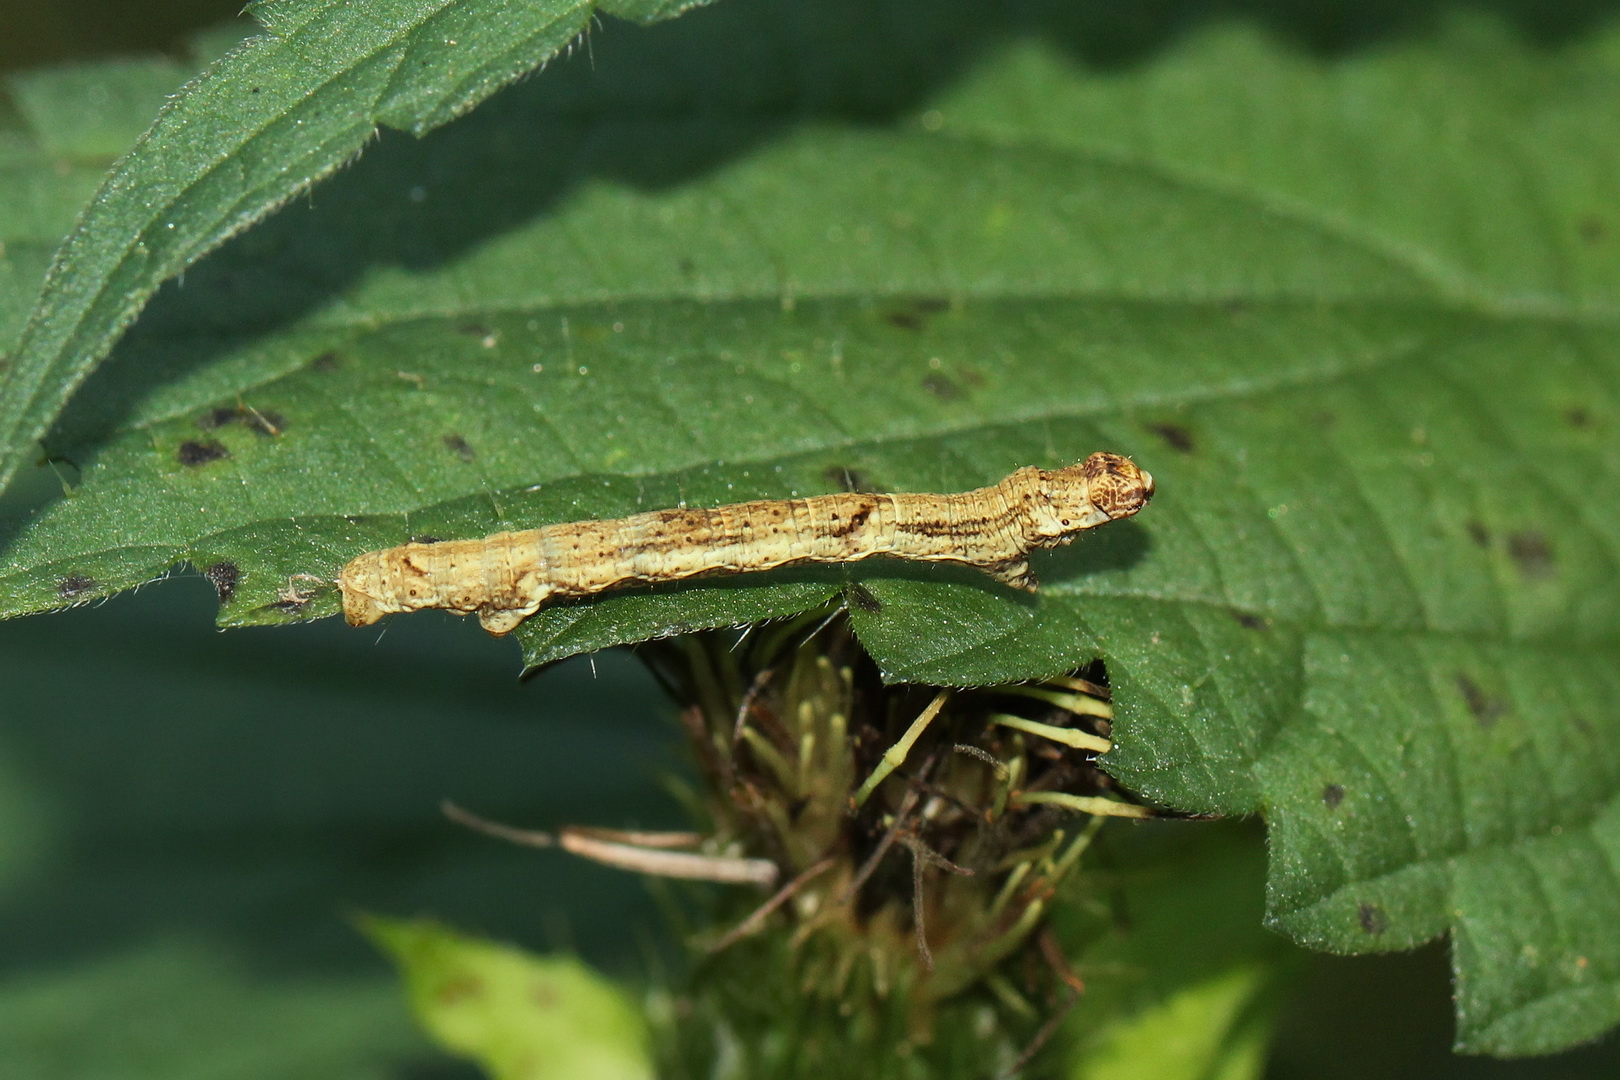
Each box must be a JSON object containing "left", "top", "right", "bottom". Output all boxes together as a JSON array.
[{"left": 2, "top": 0, "right": 1618, "bottom": 1056}]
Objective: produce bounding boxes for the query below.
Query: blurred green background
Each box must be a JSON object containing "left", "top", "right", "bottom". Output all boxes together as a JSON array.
[{"left": 3, "top": 1, "right": 1619, "bottom": 1077}]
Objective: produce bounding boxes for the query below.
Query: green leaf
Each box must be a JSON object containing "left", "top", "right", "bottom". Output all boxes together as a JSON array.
[
  {"left": 1058, "top": 823, "right": 1294, "bottom": 1080},
  {"left": 365, "top": 916, "right": 653, "bottom": 1080},
  {"left": 0, "top": 0, "right": 726, "bottom": 490},
  {"left": 3, "top": 4, "right": 1619, "bottom": 1057}
]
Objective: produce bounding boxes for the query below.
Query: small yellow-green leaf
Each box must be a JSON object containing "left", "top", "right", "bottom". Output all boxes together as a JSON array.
[{"left": 364, "top": 916, "right": 653, "bottom": 1080}]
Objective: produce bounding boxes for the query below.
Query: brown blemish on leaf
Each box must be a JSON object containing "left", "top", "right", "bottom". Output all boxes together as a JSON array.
[
  {"left": 203, "top": 561, "right": 240, "bottom": 603},
  {"left": 921, "top": 373, "right": 961, "bottom": 401},
  {"left": 531, "top": 981, "right": 560, "bottom": 1010},
  {"left": 203, "top": 404, "right": 285, "bottom": 437},
  {"left": 1455, "top": 672, "right": 1506, "bottom": 728},
  {"left": 443, "top": 434, "right": 477, "bottom": 462},
  {"left": 435, "top": 975, "right": 484, "bottom": 1006},
  {"left": 1322, "top": 783, "right": 1345, "bottom": 809},
  {"left": 1580, "top": 215, "right": 1607, "bottom": 244},
  {"left": 1147, "top": 422, "right": 1195, "bottom": 454},
  {"left": 1233, "top": 610, "right": 1267, "bottom": 630},
  {"left": 199, "top": 407, "right": 238, "bottom": 430},
  {"left": 1565, "top": 407, "right": 1592, "bottom": 428},
  {"left": 884, "top": 310, "right": 924, "bottom": 331},
  {"left": 457, "top": 322, "right": 492, "bottom": 338},
  {"left": 177, "top": 440, "right": 229, "bottom": 467},
  {"left": 847, "top": 583, "right": 882, "bottom": 613},
  {"left": 1507, "top": 531, "right": 1554, "bottom": 578},
  {"left": 57, "top": 574, "right": 95, "bottom": 599},
  {"left": 1464, "top": 520, "right": 1491, "bottom": 547},
  {"left": 311, "top": 352, "right": 339, "bottom": 372},
  {"left": 1358, "top": 903, "right": 1388, "bottom": 935}
]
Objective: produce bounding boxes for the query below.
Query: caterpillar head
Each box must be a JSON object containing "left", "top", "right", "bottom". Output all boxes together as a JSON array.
[{"left": 1025, "top": 452, "right": 1154, "bottom": 543}]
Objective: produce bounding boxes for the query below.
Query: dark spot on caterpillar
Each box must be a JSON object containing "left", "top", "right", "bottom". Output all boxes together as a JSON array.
[
  {"left": 1147, "top": 422, "right": 1195, "bottom": 454},
  {"left": 311, "top": 352, "right": 339, "bottom": 372},
  {"left": 921, "top": 373, "right": 961, "bottom": 401},
  {"left": 824, "top": 465, "right": 874, "bottom": 493},
  {"left": 1507, "top": 531, "right": 1554, "bottom": 578},
  {"left": 884, "top": 310, "right": 923, "bottom": 331},
  {"left": 1580, "top": 215, "right": 1607, "bottom": 244},
  {"left": 203, "top": 561, "right": 240, "bottom": 602},
  {"left": 1465, "top": 520, "right": 1491, "bottom": 547},
  {"left": 178, "top": 440, "right": 229, "bottom": 467},
  {"left": 1358, "top": 903, "right": 1388, "bottom": 935},
  {"left": 847, "top": 583, "right": 882, "bottom": 613},
  {"left": 443, "top": 434, "right": 477, "bottom": 462},
  {"left": 412, "top": 535, "right": 444, "bottom": 545},
  {"left": 457, "top": 323, "right": 492, "bottom": 338},
  {"left": 1233, "top": 610, "right": 1267, "bottom": 630},
  {"left": 58, "top": 574, "right": 95, "bottom": 599},
  {"left": 1455, "top": 672, "right": 1505, "bottom": 728},
  {"left": 1322, "top": 783, "right": 1345, "bottom": 809}
]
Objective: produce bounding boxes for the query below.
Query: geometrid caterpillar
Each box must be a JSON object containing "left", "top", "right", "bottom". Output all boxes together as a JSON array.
[{"left": 339, "top": 451, "right": 1154, "bottom": 636}]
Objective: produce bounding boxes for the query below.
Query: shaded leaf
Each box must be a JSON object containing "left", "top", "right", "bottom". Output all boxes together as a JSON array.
[{"left": 0, "top": 0, "right": 727, "bottom": 489}]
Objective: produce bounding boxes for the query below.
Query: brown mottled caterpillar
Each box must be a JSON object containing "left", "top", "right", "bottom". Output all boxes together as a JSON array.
[{"left": 339, "top": 452, "right": 1154, "bottom": 636}]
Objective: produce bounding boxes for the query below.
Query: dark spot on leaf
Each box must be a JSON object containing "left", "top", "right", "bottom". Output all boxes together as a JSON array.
[
  {"left": 250, "top": 86, "right": 260, "bottom": 94},
  {"left": 1507, "top": 531, "right": 1554, "bottom": 578},
  {"left": 921, "top": 373, "right": 961, "bottom": 400},
  {"left": 1233, "top": 610, "right": 1267, "bottom": 630},
  {"left": 1580, "top": 215, "right": 1607, "bottom": 243},
  {"left": 201, "top": 405, "right": 285, "bottom": 437},
  {"left": 457, "top": 323, "right": 491, "bottom": 338},
  {"left": 57, "top": 574, "right": 95, "bottom": 599},
  {"left": 677, "top": 257, "right": 695, "bottom": 275},
  {"left": 200, "top": 407, "right": 237, "bottom": 430},
  {"left": 913, "top": 297, "right": 949, "bottom": 313},
  {"left": 847, "top": 583, "right": 882, "bottom": 613},
  {"left": 1224, "top": 298, "right": 1252, "bottom": 315},
  {"left": 412, "top": 535, "right": 444, "bottom": 545},
  {"left": 885, "top": 310, "right": 924, "bottom": 331},
  {"left": 1465, "top": 520, "right": 1491, "bottom": 547},
  {"left": 1565, "top": 407, "right": 1591, "bottom": 428},
  {"left": 1147, "top": 422, "right": 1195, "bottom": 453},
  {"left": 177, "top": 440, "right": 229, "bottom": 467},
  {"left": 443, "top": 434, "right": 477, "bottom": 462},
  {"left": 1455, "top": 673, "right": 1506, "bottom": 728},
  {"left": 311, "top": 352, "right": 339, "bottom": 372},
  {"left": 1322, "top": 783, "right": 1345, "bottom": 809},
  {"left": 203, "top": 562, "right": 240, "bottom": 603},
  {"left": 436, "top": 975, "right": 484, "bottom": 1006},
  {"left": 1358, "top": 903, "right": 1388, "bottom": 935},
  {"left": 824, "top": 465, "right": 874, "bottom": 493}
]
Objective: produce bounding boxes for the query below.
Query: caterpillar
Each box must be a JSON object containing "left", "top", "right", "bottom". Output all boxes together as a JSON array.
[{"left": 338, "top": 451, "right": 1154, "bottom": 635}]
